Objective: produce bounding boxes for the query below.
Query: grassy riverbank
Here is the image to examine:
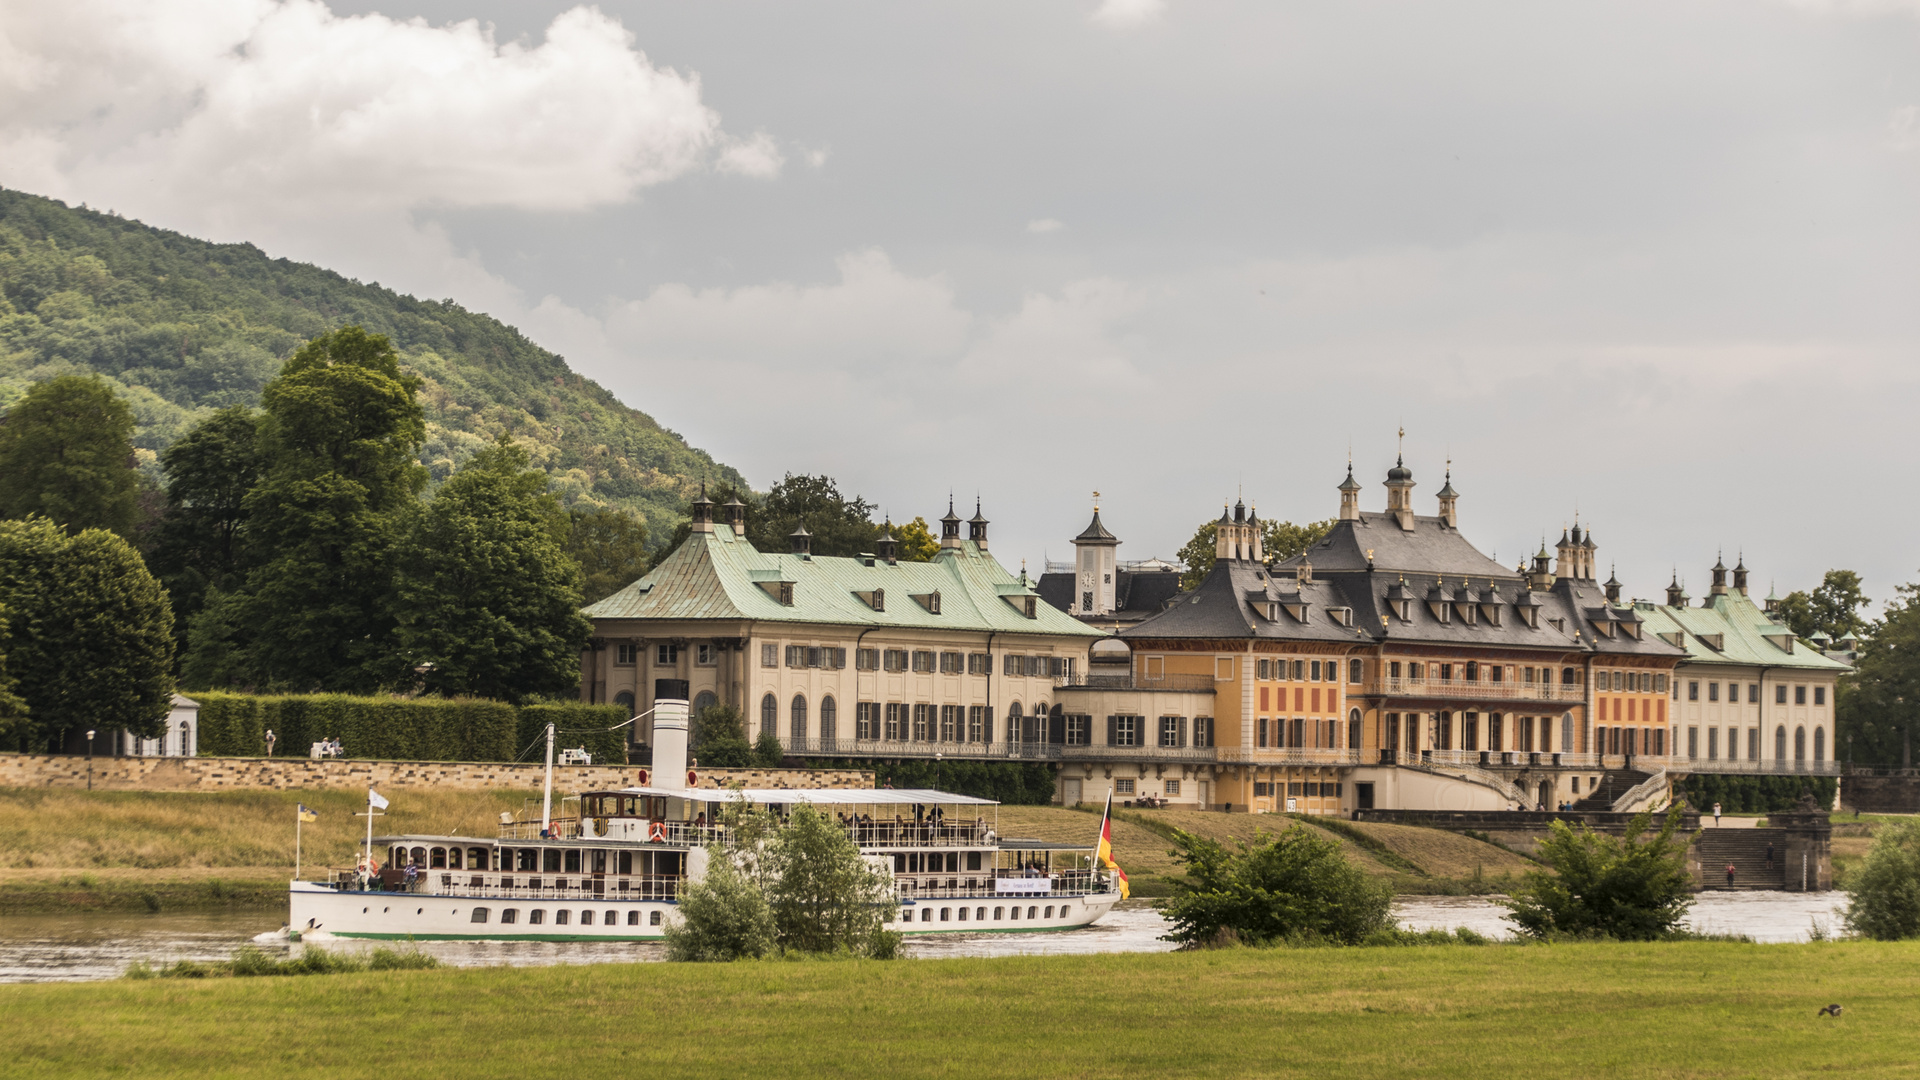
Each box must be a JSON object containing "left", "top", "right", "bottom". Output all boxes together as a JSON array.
[
  {"left": 0, "top": 787, "right": 1545, "bottom": 909},
  {"left": 5, "top": 940, "right": 1914, "bottom": 1078}
]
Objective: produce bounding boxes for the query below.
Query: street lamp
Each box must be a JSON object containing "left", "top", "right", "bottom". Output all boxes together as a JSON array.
[{"left": 85, "top": 729, "right": 96, "bottom": 791}]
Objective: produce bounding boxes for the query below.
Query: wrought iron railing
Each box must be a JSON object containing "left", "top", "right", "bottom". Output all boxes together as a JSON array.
[{"left": 1675, "top": 758, "right": 1841, "bottom": 776}]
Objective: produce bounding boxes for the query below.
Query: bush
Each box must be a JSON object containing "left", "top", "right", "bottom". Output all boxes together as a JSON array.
[
  {"left": 813, "top": 758, "right": 1056, "bottom": 804},
  {"left": 1680, "top": 774, "right": 1836, "bottom": 815},
  {"left": 664, "top": 851, "right": 777, "bottom": 962},
  {"left": 1502, "top": 806, "right": 1694, "bottom": 941},
  {"left": 126, "top": 944, "right": 439, "bottom": 978},
  {"left": 752, "top": 732, "right": 785, "bottom": 768},
  {"left": 1157, "top": 825, "right": 1394, "bottom": 947},
  {"left": 1844, "top": 818, "right": 1920, "bottom": 940},
  {"left": 692, "top": 704, "right": 752, "bottom": 768}
]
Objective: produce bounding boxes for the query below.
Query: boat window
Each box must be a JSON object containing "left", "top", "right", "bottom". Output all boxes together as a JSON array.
[
  {"left": 623, "top": 796, "right": 639, "bottom": 816},
  {"left": 446, "top": 848, "right": 462, "bottom": 870},
  {"left": 627, "top": 911, "right": 640, "bottom": 926},
  {"left": 901, "top": 908, "right": 913, "bottom": 922},
  {"left": 517, "top": 849, "right": 537, "bottom": 872},
  {"left": 530, "top": 910, "right": 546, "bottom": 925},
  {"left": 469, "top": 848, "right": 490, "bottom": 870},
  {"left": 617, "top": 852, "right": 633, "bottom": 875},
  {"left": 1027, "top": 906, "right": 1037, "bottom": 919},
  {"left": 388, "top": 845, "right": 404, "bottom": 866},
  {"left": 470, "top": 908, "right": 489, "bottom": 923},
  {"left": 605, "top": 910, "right": 617, "bottom": 926},
  {"left": 580, "top": 910, "right": 593, "bottom": 926},
  {"left": 564, "top": 850, "right": 581, "bottom": 874},
  {"left": 921, "top": 909, "right": 932, "bottom": 922},
  {"left": 957, "top": 907, "right": 967, "bottom": 921},
  {"left": 650, "top": 911, "right": 663, "bottom": 926},
  {"left": 501, "top": 909, "right": 518, "bottom": 924},
  {"left": 409, "top": 847, "right": 427, "bottom": 867},
  {"left": 977, "top": 907, "right": 987, "bottom": 921},
  {"left": 967, "top": 852, "right": 982, "bottom": 871},
  {"left": 592, "top": 851, "right": 607, "bottom": 875},
  {"left": 1045, "top": 906, "right": 1054, "bottom": 918},
  {"left": 994, "top": 907, "right": 1004, "bottom": 920},
  {"left": 1060, "top": 905, "right": 1070, "bottom": 918},
  {"left": 544, "top": 850, "right": 562, "bottom": 873}
]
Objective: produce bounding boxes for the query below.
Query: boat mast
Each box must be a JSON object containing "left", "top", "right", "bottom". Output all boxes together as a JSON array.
[{"left": 541, "top": 721, "right": 555, "bottom": 835}]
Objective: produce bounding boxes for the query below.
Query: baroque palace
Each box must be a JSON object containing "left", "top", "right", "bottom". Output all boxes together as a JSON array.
[{"left": 579, "top": 459, "right": 1848, "bottom": 815}]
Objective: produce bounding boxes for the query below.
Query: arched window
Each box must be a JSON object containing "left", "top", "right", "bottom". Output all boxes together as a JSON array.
[
  {"left": 692, "top": 690, "right": 717, "bottom": 717},
  {"left": 1814, "top": 726, "right": 1826, "bottom": 762},
  {"left": 1028, "top": 702, "right": 1047, "bottom": 743},
  {"left": 791, "top": 694, "right": 808, "bottom": 740},
  {"left": 1794, "top": 726, "right": 1806, "bottom": 763},
  {"left": 614, "top": 691, "right": 635, "bottom": 714},
  {"left": 1348, "top": 708, "right": 1362, "bottom": 750},
  {"left": 1007, "top": 702, "right": 1024, "bottom": 743},
  {"left": 1776, "top": 725, "right": 1787, "bottom": 761},
  {"left": 761, "top": 693, "right": 778, "bottom": 738},
  {"left": 820, "top": 696, "right": 837, "bottom": 743}
]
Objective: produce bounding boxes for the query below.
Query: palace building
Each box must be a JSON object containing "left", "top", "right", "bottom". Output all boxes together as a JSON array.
[
  {"left": 580, "top": 493, "right": 1103, "bottom": 759},
  {"left": 1641, "top": 558, "right": 1847, "bottom": 778},
  {"left": 1051, "top": 457, "right": 1692, "bottom": 813}
]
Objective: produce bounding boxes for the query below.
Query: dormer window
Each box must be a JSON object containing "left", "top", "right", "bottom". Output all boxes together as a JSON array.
[
  {"left": 913, "top": 591, "right": 942, "bottom": 615},
  {"left": 855, "top": 588, "right": 885, "bottom": 611},
  {"left": 1396, "top": 600, "right": 1411, "bottom": 621}
]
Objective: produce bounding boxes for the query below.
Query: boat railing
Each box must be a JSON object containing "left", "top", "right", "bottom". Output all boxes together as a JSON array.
[{"left": 896, "top": 871, "right": 1103, "bottom": 899}]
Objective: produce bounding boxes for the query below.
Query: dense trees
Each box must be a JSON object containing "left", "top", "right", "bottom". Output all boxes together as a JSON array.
[
  {"left": 0, "top": 188, "right": 742, "bottom": 534},
  {"left": 1844, "top": 817, "right": 1920, "bottom": 940},
  {"left": 145, "top": 407, "right": 264, "bottom": 657},
  {"left": 393, "top": 439, "right": 591, "bottom": 703},
  {"left": 1838, "top": 580, "right": 1920, "bottom": 766},
  {"left": 0, "top": 517, "right": 174, "bottom": 751},
  {"left": 0, "top": 375, "right": 142, "bottom": 536},
  {"left": 565, "top": 505, "right": 650, "bottom": 605},
  {"left": 1176, "top": 517, "right": 1336, "bottom": 590}
]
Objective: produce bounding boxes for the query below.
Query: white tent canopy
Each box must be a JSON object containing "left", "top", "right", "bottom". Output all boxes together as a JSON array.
[{"left": 608, "top": 786, "right": 997, "bottom": 807}]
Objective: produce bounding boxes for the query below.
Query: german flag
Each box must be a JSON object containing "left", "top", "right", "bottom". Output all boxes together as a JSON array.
[{"left": 1097, "top": 791, "right": 1130, "bottom": 899}]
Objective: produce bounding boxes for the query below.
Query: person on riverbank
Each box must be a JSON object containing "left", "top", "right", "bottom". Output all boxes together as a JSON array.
[
  {"left": 1713, "top": 802, "right": 1722, "bottom": 826},
  {"left": 1766, "top": 842, "right": 1775, "bottom": 871},
  {"left": 1726, "top": 862, "right": 1737, "bottom": 887}
]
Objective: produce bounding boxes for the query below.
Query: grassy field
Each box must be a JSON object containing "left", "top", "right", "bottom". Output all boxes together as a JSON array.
[{"left": 4, "top": 940, "right": 1915, "bottom": 1078}]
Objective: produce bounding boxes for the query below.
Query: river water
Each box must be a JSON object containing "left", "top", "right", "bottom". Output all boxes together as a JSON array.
[{"left": 0, "top": 893, "right": 1849, "bottom": 983}]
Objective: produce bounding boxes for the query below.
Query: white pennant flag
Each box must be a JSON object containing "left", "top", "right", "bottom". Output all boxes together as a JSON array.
[{"left": 368, "top": 788, "right": 390, "bottom": 810}]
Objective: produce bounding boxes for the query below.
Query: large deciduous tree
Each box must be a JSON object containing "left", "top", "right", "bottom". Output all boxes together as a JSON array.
[
  {"left": 747, "top": 474, "right": 881, "bottom": 557},
  {"left": 1777, "top": 570, "right": 1872, "bottom": 643},
  {"left": 190, "top": 326, "right": 425, "bottom": 692},
  {"left": 0, "top": 374, "right": 141, "bottom": 536},
  {"left": 144, "top": 407, "right": 265, "bottom": 656},
  {"left": 1839, "top": 580, "right": 1920, "bottom": 767},
  {"left": 0, "top": 517, "right": 174, "bottom": 750},
  {"left": 393, "top": 438, "right": 591, "bottom": 703}
]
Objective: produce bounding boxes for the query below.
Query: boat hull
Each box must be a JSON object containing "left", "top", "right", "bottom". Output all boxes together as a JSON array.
[{"left": 288, "top": 881, "right": 1121, "bottom": 942}]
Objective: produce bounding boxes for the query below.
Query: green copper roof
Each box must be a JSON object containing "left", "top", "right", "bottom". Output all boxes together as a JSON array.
[
  {"left": 1637, "top": 591, "right": 1851, "bottom": 672},
  {"left": 584, "top": 525, "right": 1104, "bottom": 637}
]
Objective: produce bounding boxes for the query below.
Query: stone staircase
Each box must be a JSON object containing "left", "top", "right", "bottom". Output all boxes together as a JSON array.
[
  {"left": 1571, "top": 769, "right": 1651, "bottom": 812},
  {"left": 1696, "top": 828, "right": 1790, "bottom": 891}
]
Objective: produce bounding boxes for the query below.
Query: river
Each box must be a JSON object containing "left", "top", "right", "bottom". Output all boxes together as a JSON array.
[{"left": 0, "top": 893, "right": 1850, "bottom": 983}]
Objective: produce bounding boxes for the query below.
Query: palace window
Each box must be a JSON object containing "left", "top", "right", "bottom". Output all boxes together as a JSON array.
[
  {"left": 968, "top": 653, "right": 990, "bottom": 675},
  {"left": 762, "top": 643, "right": 777, "bottom": 667},
  {"left": 615, "top": 643, "right": 638, "bottom": 666},
  {"left": 940, "top": 652, "right": 964, "bottom": 674},
  {"left": 760, "top": 694, "right": 777, "bottom": 738},
  {"left": 1815, "top": 687, "right": 1826, "bottom": 706},
  {"left": 884, "top": 649, "right": 909, "bottom": 673},
  {"left": 913, "top": 704, "right": 931, "bottom": 741},
  {"left": 1464, "top": 662, "right": 1478, "bottom": 682},
  {"left": 1776, "top": 685, "right": 1787, "bottom": 704},
  {"left": 857, "top": 702, "right": 880, "bottom": 740},
  {"left": 1292, "top": 660, "right": 1305, "bottom": 680},
  {"left": 695, "top": 644, "right": 716, "bottom": 666},
  {"left": 1193, "top": 716, "right": 1215, "bottom": 748},
  {"left": 1688, "top": 681, "right": 1700, "bottom": 702},
  {"left": 1562, "top": 667, "right": 1578, "bottom": 685},
  {"left": 1164, "top": 780, "right": 1181, "bottom": 796},
  {"left": 1159, "top": 716, "right": 1187, "bottom": 748},
  {"left": 1350, "top": 659, "right": 1364, "bottom": 683},
  {"left": 856, "top": 648, "right": 879, "bottom": 671},
  {"left": 1065, "top": 714, "right": 1090, "bottom": 745},
  {"left": 970, "top": 705, "right": 990, "bottom": 743},
  {"left": 1311, "top": 660, "right": 1323, "bottom": 681},
  {"left": 790, "top": 694, "right": 808, "bottom": 740},
  {"left": 940, "top": 704, "right": 959, "bottom": 742},
  {"left": 1116, "top": 779, "right": 1135, "bottom": 794},
  {"left": 1708, "top": 682, "right": 1719, "bottom": 703},
  {"left": 1110, "top": 715, "right": 1141, "bottom": 747},
  {"left": 656, "top": 644, "right": 679, "bottom": 665},
  {"left": 885, "top": 703, "right": 905, "bottom": 741},
  {"left": 1006, "top": 702, "right": 1024, "bottom": 742},
  {"left": 1776, "top": 725, "right": 1787, "bottom": 760},
  {"left": 820, "top": 696, "right": 837, "bottom": 741},
  {"left": 913, "top": 651, "right": 935, "bottom": 673},
  {"left": 1796, "top": 685, "right": 1807, "bottom": 705}
]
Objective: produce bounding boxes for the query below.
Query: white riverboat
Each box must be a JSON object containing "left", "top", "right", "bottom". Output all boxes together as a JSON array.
[{"left": 288, "top": 683, "right": 1122, "bottom": 942}]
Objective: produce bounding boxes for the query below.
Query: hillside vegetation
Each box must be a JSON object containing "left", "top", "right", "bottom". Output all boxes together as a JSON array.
[{"left": 0, "top": 188, "right": 742, "bottom": 538}]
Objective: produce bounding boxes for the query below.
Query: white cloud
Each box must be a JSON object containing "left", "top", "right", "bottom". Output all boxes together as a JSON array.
[
  {"left": 0, "top": 0, "right": 772, "bottom": 306},
  {"left": 1090, "top": 0, "right": 1167, "bottom": 29},
  {"left": 806, "top": 147, "right": 831, "bottom": 169},
  {"left": 1027, "top": 218, "right": 1065, "bottom": 233},
  {"left": 717, "top": 131, "right": 786, "bottom": 178}
]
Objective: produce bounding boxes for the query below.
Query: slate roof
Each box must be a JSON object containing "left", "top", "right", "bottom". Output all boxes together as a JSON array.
[
  {"left": 1277, "top": 511, "right": 1516, "bottom": 578},
  {"left": 1637, "top": 591, "right": 1852, "bottom": 673},
  {"left": 1074, "top": 510, "right": 1119, "bottom": 544},
  {"left": 1036, "top": 566, "right": 1187, "bottom": 624},
  {"left": 584, "top": 525, "right": 1103, "bottom": 638}
]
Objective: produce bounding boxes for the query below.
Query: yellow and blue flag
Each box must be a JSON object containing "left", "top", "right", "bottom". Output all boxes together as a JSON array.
[{"left": 297, "top": 804, "right": 317, "bottom": 823}]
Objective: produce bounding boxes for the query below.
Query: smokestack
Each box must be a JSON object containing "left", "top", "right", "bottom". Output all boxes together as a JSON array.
[{"left": 652, "top": 678, "right": 690, "bottom": 788}]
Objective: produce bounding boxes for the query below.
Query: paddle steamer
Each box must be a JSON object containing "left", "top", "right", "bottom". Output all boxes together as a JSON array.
[{"left": 288, "top": 681, "right": 1122, "bottom": 941}]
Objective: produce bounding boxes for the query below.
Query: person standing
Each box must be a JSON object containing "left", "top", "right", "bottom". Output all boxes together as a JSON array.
[
  {"left": 1713, "top": 802, "right": 1722, "bottom": 827},
  {"left": 1765, "top": 842, "right": 1775, "bottom": 871},
  {"left": 1725, "top": 862, "right": 1736, "bottom": 887}
]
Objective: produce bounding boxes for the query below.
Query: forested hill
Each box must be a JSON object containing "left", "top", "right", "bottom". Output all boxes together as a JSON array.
[{"left": 0, "top": 188, "right": 742, "bottom": 540}]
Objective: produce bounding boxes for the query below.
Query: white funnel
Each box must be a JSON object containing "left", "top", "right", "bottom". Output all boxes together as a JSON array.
[{"left": 652, "top": 678, "right": 690, "bottom": 789}]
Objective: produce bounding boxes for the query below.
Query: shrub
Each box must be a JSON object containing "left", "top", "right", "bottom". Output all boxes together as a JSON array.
[
  {"left": 1158, "top": 825, "right": 1394, "bottom": 947},
  {"left": 664, "top": 851, "right": 777, "bottom": 962},
  {"left": 751, "top": 731, "right": 785, "bottom": 768},
  {"left": 1844, "top": 817, "right": 1920, "bottom": 940},
  {"left": 1502, "top": 806, "right": 1694, "bottom": 940},
  {"left": 692, "top": 704, "right": 752, "bottom": 768}
]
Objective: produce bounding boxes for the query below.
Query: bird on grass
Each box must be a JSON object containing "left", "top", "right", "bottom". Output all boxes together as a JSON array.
[{"left": 1818, "top": 1004, "right": 1843, "bottom": 1018}]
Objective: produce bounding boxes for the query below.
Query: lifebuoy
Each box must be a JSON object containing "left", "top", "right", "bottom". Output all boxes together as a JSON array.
[
  {"left": 686, "top": 769, "right": 698, "bottom": 787},
  {"left": 636, "top": 768, "right": 650, "bottom": 786},
  {"left": 648, "top": 820, "right": 666, "bottom": 843}
]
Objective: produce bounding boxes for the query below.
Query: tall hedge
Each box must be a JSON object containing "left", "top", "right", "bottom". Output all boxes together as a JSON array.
[
  {"left": 195, "top": 692, "right": 525, "bottom": 762},
  {"left": 1680, "top": 774, "right": 1837, "bottom": 814},
  {"left": 515, "top": 704, "right": 630, "bottom": 766}
]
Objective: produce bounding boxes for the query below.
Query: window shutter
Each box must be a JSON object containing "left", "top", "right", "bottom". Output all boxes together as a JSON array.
[
  {"left": 1178, "top": 716, "right": 1188, "bottom": 747},
  {"left": 1107, "top": 715, "right": 1117, "bottom": 746}
]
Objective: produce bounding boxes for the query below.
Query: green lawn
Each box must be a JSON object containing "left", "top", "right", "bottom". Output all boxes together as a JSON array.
[{"left": 4, "top": 941, "right": 1912, "bottom": 1078}]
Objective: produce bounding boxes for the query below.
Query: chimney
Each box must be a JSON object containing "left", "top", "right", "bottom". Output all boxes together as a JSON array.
[{"left": 651, "top": 678, "right": 690, "bottom": 788}]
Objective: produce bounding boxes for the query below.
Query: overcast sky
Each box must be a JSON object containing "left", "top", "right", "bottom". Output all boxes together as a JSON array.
[{"left": 5, "top": 0, "right": 1918, "bottom": 608}]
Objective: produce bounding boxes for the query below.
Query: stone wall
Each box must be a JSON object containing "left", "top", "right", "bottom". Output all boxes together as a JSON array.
[
  {"left": 0, "top": 753, "right": 872, "bottom": 793},
  {"left": 1839, "top": 774, "right": 1920, "bottom": 814}
]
